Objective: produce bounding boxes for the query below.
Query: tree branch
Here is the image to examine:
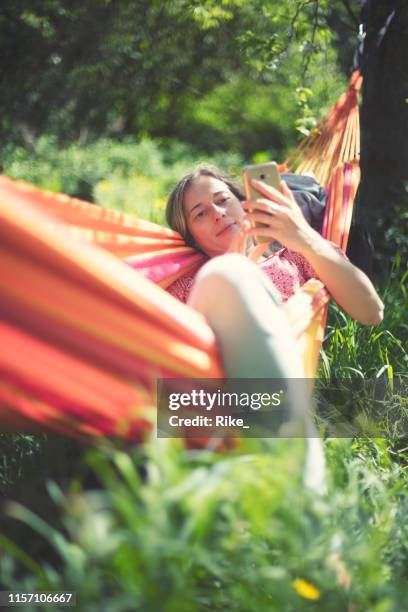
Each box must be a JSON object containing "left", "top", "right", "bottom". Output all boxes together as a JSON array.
[
  {"left": 302, "top": 0, "right": 320, "bottom": 79},
  {"left": 340, "top": 0, "right": 360, "bottom": 29}
]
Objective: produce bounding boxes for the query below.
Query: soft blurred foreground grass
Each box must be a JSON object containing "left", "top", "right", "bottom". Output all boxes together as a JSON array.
[{"left": 1, "top": 436, "right": 408, "bottom": 612}]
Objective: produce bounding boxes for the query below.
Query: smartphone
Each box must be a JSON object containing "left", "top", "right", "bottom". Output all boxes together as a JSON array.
[{"left": 242, "top": 162, "right": 281, "bottom": 243}]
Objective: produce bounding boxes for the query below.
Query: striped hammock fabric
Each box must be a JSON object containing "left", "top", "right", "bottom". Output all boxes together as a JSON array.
[
  {"left": 0, "top": 72, "right": 362, "bottom": 437},
  {"left": 0, "top": 184, "right": 222, "bottom": 438}
]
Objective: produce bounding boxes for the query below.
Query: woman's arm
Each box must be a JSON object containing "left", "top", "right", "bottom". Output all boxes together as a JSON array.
[
  {"left": 243, "top": 179, "right": 384, "bottom": 325},
  {"left": 294, "top": 231, "right": 384, "bottom": 324}
]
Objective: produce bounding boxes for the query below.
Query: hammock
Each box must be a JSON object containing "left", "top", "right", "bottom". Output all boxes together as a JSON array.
[{"left": 0, "top": 72, "right": 362, "bottom": 439}]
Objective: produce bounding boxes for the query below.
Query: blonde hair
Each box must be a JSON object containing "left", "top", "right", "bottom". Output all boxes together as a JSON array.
[{"left": 165, "top": 164, "right": 244, "bottom": 247}]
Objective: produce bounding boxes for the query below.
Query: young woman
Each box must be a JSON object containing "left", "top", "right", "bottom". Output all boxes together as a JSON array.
[
  {"left": 164, "top": 164, "right": 384, "bottom": 489},
  {"left": 165, "top": 165, "right": 383, "bottom": 427},
  {"left": 166, "top": 164, "right": 383, "bottom": 315}
]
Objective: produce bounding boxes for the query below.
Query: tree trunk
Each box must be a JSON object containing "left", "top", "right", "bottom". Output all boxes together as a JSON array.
[{"left": 359, "top": 0, "right": 408, "bottom": 239}]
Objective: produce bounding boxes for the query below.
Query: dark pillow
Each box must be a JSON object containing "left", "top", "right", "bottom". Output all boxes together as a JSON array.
[{"left": 281, "top": 172, "right": 326, "bottom": 232}]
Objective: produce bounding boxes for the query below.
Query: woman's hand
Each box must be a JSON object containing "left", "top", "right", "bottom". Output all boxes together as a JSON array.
[
  {"left": 225, "top": 217, "right": 271, "bottom": 262},
  {"left": 225, "top": 218, "right": 251, "bottom": 255},
  {"left": 243, "top": 178, "right": 384, "bottom": 325},
  {"left": 242, "top": 179, "right": 319, "bottom": 255}
]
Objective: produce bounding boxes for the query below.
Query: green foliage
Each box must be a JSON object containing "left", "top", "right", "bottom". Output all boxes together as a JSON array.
[
  {"left": 0, "top": 435, "right": 47, "bottom": 496},
  {"left": 0, "top": 136, "right": 245, "bottom": 224},
  {"left": 321, "top": 256, "right": 407, "bottom": 380},
  {"left": 372, "top": 209, "right": 408, "bottom": 280},
  {"left": 315, "top": 254, "right": 408, "bottom": 437},
  {"left": 0, "top": 0, "right": 354, "bottom": 154},
  {"left": 1, "top": 436, "right": 408, "bottom": 610},
  {"left": 184, "top": 74, "right": 299, "bottom": 159}
]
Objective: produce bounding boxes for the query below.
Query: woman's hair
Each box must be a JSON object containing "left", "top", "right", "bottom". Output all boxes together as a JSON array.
[{"left": 165, "top": 164, "right": 245, "bottom": 247}]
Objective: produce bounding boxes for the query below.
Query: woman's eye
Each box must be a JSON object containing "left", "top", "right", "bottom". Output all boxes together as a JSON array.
[{"left": 194, "top": 197, "right": 229, "bottom": 220}]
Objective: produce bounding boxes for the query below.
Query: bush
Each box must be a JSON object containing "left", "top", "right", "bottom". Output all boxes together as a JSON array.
[{"left": 0, "top": 136, "right": 246, "bottom": 226}]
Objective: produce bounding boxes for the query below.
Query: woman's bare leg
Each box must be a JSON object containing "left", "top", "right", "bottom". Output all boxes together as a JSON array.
[
  {"left": 188, "top": 254, "right": 308, "bottom": 424},
  {"left": 188, "top": 254, "right": 326, "bottom": 492},
  {"left": 188, "top": 254, "right": 305, "bottom": 379}
]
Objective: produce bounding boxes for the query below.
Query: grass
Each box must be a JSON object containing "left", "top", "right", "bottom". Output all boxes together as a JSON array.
[
  {"left": 314, "top": 255, "right": 408, "bottom": 439},
  {"left": 1, "top": 436, "right": 407, "bottom": 611}
]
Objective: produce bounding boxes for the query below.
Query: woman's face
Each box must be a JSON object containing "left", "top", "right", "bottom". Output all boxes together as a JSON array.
[{"left": 183, "top": 175, "right": 245, "bottom": 257}]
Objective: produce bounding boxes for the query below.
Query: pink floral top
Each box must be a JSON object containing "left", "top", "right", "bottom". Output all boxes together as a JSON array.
[{"left": 166, "top": 247, "right": 321, "bottom": 304}]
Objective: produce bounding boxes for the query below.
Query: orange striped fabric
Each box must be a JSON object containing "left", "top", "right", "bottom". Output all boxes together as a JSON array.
[{"left": 0, "top": 183, "right": 222, "bottom": 437}]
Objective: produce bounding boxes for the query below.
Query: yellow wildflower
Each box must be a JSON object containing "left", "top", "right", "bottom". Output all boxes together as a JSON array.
[{"left": 293, "top": 578, "right": 321, "bottom": 601}]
